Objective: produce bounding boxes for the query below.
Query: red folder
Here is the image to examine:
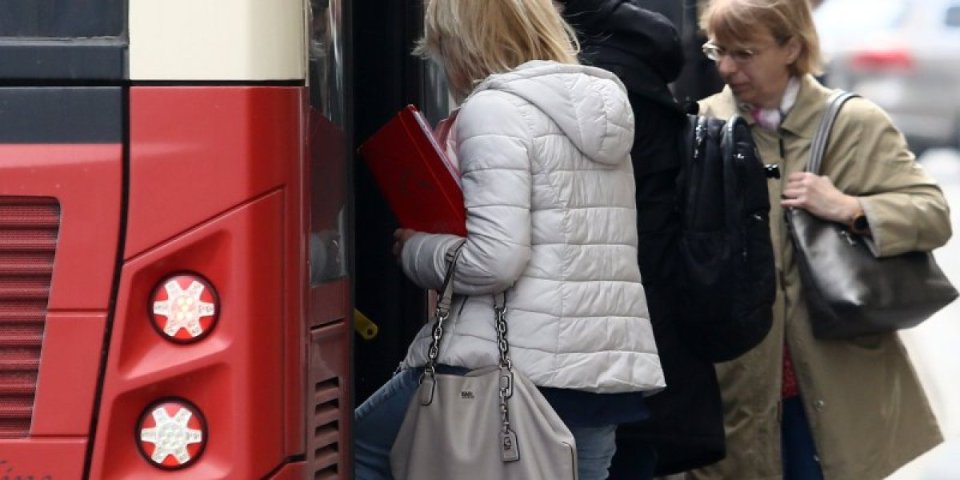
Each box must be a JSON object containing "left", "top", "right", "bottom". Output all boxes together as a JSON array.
[{"left": 358, "top": 105, "right": 467, "bottom": 236}]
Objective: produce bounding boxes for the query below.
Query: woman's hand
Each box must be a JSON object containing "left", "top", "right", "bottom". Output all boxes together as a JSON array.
[
  {"left": 392, "top": 228, "right": 419, "bottom": 262},
  {"left": 781, "top": 172, "right": 861, "bottom": 223}
]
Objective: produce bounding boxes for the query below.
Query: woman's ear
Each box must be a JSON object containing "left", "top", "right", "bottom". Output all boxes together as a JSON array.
[{"left": 785, "top": 36, "right": 802, "bottom": 65}]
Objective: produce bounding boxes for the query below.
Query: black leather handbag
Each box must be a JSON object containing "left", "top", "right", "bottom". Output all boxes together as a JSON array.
[{"left": 786, "top": 91, "right": 958, "bottom": 339}]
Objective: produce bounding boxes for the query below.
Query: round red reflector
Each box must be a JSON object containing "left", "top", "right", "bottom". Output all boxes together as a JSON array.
[
  {"left": 150, "top": 274, "right": 219, "bottom": 343},
  {"left": 137, "top": 399, "right": 207, "bottom": 469}
]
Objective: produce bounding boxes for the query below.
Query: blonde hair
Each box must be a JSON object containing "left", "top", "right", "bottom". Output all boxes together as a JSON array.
[
  {"left": 700, "top": 0, "right": 822, "bottom": 76},
  {"left": 415, "top": 0, "right": 580, "bottom": 101}
]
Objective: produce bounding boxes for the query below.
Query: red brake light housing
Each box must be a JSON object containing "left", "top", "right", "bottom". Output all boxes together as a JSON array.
[{"left": 851, "top": 48, "right": 914, "bottom": 72}]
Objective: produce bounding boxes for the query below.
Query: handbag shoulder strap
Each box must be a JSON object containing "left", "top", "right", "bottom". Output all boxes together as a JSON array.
[
  {"left": 424, "top": 242, "right": 465, "bottom": 377},
  {"left": 492, "top": 292, "right": 512, "bottom": 369},
  {"left": 807, "top": 90, "right": 859, "bottom": 175},
  {"left": 436, "top": 244, "right": 464, "bottom": 316},
  {"left": 423, "top": 245, "right": 516, "bottom": 374}
]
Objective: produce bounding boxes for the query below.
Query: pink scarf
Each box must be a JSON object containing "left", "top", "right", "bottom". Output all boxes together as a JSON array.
[{"left": 746, "top": 77, "right": 800, "bottom": 131}]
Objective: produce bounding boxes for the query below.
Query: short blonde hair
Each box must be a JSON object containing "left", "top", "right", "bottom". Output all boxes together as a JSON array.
[
  {"left": 416, "top": 0, "right": 580, "bottom": 101},
  {"left": 700, "top": 0, "right": 822, "bottom": 76}
]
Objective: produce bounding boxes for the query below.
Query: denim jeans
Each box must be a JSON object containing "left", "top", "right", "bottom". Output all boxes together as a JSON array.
[{"left": 354, "top": 368, "right": 619, "bottom": 480}]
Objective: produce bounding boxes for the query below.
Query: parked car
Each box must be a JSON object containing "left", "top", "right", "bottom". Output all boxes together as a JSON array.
[{"left": 815, "top": 0, "right": 960, "bottom": 151}]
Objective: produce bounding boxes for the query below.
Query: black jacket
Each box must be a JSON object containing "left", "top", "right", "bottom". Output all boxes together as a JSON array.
[{"left": 561, "top": 0, "right": 726, "bottom": 475}]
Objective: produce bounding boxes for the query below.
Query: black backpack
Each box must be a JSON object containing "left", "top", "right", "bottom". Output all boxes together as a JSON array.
[{"left": 675, "top": 114, "right": 777, "bottom": 362}]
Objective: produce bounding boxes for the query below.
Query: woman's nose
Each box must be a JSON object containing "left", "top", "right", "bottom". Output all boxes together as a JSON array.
[{"left": 716, "top": 55, "right": 738, "bottom": 77}]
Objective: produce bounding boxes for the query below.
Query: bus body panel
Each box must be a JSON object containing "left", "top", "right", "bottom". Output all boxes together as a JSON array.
[
  {"left": 124, "top": 87, "right": 303, "bottom": 260},
  {"left": 0, "top": 1, "right": 361, "bottom": 477},
  {"left": 268, "top": 461, "right": 306, "bottom": 479},
  {"left": 90, "top": 192, "right": 288, "bottom": 479},
  {"left": 0, "top": 87, "right": 122, "bottom": 477},
  {"left": 0, "top": 144, "right": 122, "bottom": 310},
  {"left": 0, "top": 439, "right": 87, "bottom": 478},
  {"left": 129, "top": 0, "right": 306, "bottom": 81},
  {"left": 32, "top": 312, "right": 107, "bottom": 435},
  {"left": 305, "top": 318, "right": 351, "bottom": 478},
  {"left": 0, "top": 88, "right": 123, "bottom": 144},
  {"left": 0, "top": 41, "right": 126, "bottom": 81},
  {"left": 86, "top": 86, "right": 313, "bottom": 477}
]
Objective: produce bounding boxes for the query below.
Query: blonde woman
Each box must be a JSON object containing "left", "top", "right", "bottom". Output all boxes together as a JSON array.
[
  {"left": 692, "top": 0, "right": 951, "bottom": 479},
  {"left": 353, "top": 0, "right": 664, "bottom": 479}
]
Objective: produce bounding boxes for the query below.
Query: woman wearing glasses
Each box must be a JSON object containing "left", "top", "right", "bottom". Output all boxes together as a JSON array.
[{"left": 691, "top": 0, "right": 951, "bottom": 479}]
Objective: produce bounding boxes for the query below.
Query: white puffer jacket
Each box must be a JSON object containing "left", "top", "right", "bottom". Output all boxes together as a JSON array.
[{"left": 401, "top": 60, "right": 663, "bottom": 394}]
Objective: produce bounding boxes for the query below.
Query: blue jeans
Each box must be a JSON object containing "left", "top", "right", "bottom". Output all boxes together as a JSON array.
[{"left": 354, "top": 368, "right": 619, "bottom": 480}]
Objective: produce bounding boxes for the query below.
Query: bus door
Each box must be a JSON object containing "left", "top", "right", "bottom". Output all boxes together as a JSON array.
[
  {"left": 350, "top": 0, "right": 452, "bottom": 405},
  {"left": 306, "top": 0, "right": 354, "bottom": 478}
]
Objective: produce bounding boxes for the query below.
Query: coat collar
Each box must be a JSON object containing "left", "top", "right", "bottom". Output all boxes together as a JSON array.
[
  {"left": 778, "top": 75, "right": 835, "bottom": 138},
  {"left": 720, "top": 74, "right": 834, "bottom": 139}
]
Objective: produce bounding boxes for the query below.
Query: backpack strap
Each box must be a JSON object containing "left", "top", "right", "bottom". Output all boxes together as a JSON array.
[
  {"left": 721, "top": 114, "right": 748, "bottom": 228},
  {"left": 807, "top": 91, "right": 860, "bottom": 175},
  {"left": 721, "top": 114, "right": 743, "bottom": 163}
]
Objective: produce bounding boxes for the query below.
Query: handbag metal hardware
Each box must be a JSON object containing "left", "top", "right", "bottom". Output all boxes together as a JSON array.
[
  {"left": 838, "top": 229, "right": 857, "bottom": 247},
  {"left": 391, "top": 244, "right": 578, "bottom": 479},
  {"left": 494, "top": 292, "right": 519, "bottom": 462}
]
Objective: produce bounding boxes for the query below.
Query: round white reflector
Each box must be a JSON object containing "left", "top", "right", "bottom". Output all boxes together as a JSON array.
[{"left": 151, "top": 274, "right": 219, "bottom": 342}]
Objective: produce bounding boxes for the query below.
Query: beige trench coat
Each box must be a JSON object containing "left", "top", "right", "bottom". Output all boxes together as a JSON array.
[{"left": 692, "top": 75, "right": 950, "bottom": 480}]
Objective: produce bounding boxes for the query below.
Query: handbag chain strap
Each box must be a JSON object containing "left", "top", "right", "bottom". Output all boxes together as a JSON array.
[
  {"left": 493, "top": 291, "right": 520, "bottom": 462},
  {"left": 424, "top": 243, "right": 465, "bottom": 380},
  {"left": 806, "top": 90, "right": 860, "bottom": 174},
  {"left": 418, "top": 243, "right": 520, "bottom": 462},
  {"left": 494, "top": 292, "right": 512, "bottom": 370}
]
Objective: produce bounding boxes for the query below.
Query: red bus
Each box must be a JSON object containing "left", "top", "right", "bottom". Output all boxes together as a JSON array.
[{"left": 0, "top": 0, "right": 448, "bottom": 478}]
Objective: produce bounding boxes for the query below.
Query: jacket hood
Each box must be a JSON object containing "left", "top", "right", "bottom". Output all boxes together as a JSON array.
[
  {"left": 560, "top": 0, "right": 684, "bottom": 84},
  {"left": 469, "top": 60, "right": 634, "bottom": 166}
]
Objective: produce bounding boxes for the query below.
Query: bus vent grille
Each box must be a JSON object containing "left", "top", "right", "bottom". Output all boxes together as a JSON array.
[
  {"left": 310, "top": 376, "right": 341, "bottom": 479},
  {"left": 0, "top": 197, "right": 60, "bottom": 439}
]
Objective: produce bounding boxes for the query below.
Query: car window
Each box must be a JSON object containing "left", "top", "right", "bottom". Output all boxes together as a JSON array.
[
  {"left": 946, "top": 5, "right": 960, "bottom": 27},
  {"left": 815, "top": 0, "right": 907, "bottom": 34}
]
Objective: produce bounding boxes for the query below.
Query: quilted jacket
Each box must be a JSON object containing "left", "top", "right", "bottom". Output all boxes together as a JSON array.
[{"left": 401, "top": 60, "right": 664, "bottom": 394}]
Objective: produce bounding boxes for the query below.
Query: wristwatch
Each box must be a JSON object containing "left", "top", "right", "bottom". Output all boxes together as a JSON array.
[{"left": 847, "top": 207, "right": 870, "bottom": 236}]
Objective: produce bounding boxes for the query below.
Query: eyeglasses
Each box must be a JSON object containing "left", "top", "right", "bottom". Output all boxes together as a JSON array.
[{"left": 702, "top": 42, "right": 759, "bottom": 64}]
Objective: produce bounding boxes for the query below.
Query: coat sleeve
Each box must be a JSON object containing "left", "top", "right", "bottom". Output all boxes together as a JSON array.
[
  {"left": 825, "top": 97, "right": 952, "bottom": 256},
  {"left": 401, "top": 91, "right": 533, "bottom": 293}
]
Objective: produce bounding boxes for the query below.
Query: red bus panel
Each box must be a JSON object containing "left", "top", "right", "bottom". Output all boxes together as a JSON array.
[
  {"left": 89, "top": 87, "right": 313, "bottom": 479},
  {"left": 0, "top": 142, "right": 121, "bottom": 478}
]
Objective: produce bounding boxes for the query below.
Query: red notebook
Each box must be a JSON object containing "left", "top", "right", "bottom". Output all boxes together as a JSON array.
[{"left": 358, "top": 105, "right": 467, "bottom": 236}]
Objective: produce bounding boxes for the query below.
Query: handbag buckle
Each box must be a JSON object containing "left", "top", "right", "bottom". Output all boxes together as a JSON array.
[
  {"left": 419, "top": 374, "right": 436, "bottom": 405},
  {"left": 499, "top": 370, "right": 513, "bottom": 399},
  {"left": 838, "top": 229, "right": 858, "bottom": 246}
]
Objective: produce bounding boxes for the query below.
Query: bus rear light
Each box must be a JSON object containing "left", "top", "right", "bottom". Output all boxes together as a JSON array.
[
  {"left": 150, "top": 274, "right": 219, "bottom": 343},
  {"left": 137, "top": 399, "right": 207, "bottom": 469},
  {"left": 851, "top": 48, "right": 914, "bottom": 72}
]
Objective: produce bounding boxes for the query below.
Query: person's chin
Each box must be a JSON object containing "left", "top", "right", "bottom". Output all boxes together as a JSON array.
[{"left": 730, "top": 83, "right": 751, "bottom": 98}]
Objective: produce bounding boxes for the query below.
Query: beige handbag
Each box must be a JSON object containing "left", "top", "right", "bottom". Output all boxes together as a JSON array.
[{"left": 390, "top": 247, "right": 578, "bottom": 479}]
